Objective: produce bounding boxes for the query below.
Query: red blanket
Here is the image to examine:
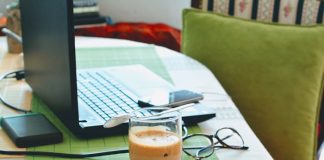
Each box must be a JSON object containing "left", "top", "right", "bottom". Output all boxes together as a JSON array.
[{"left": 75, "top": 23, "right": 181, "bottom": 51}]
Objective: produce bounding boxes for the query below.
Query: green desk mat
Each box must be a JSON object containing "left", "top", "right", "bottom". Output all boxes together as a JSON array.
[{"left": 27, "top": 46, "right": 217, "bottom": 160}]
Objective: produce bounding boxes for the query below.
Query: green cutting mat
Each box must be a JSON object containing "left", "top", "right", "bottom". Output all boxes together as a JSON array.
[
  {"left": 75, "top": 46, "right": 172, "bottom": 83},
  {"left": 27, "top": 46, "right": 217, "bottom": 160}
]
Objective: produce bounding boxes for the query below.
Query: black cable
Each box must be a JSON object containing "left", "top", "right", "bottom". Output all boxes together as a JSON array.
[
  {"left": 0, "top": 149, "right": 129, "bottom": 158},
  {"left": 0, "top": 70, "right": 31, "bottom": 113},
  {"left": 0, "top": 96, "right": 30, "bottom": 113},
  {"left": 1, "top": 70, "right": 25, "bottom": 80},
  {"left": 0, "top": 125, "right": 184, "bottom": 158},
  {"left": 0, "top": 126, "right": 189, "bottom": 158}
]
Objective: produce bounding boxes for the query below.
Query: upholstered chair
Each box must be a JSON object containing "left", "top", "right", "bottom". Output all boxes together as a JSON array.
[{"left": 182, "top": 5, "right": 324, "bottom": 160}]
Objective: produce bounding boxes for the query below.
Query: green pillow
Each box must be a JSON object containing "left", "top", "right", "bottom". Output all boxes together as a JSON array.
[{"left": 182, "top": 8, "right": 324, "bottom": 160}]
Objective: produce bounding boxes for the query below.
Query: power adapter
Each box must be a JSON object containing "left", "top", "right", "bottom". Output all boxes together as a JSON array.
[{"left": 1, "top": 113, "right": 63, "bottom": 148}]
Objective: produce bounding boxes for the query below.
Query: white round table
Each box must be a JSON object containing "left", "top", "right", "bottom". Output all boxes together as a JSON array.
[{"left": 75, "top": 37, "right": 272, "bottom": 160}]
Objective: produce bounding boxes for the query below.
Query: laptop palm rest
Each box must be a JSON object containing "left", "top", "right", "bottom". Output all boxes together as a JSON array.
[{"left": 78, "top": 65, "right": 174, "bottom": 127}]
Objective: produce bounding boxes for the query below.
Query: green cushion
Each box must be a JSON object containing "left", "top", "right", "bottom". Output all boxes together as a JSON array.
[{"left": 182, "top": 8, "right": 324, "bottom": 160}]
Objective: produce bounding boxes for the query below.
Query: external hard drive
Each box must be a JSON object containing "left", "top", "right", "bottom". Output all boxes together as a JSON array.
[{"left": 1, "top": 113, "right": 63, "bottom": 148}]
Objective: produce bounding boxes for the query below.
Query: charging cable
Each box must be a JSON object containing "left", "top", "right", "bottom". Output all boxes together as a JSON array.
[
  {"left": 0, "top": 125, "right": 189, "bottom": 158},
  {"left": 0, "top": 149, "right": 129, "bottom": 158},
  {"left": 0, "top": 70, "right": 31, "bottom": 113}
]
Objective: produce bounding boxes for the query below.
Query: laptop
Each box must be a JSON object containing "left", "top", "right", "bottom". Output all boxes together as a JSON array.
[{"left": 20, "top": 0, "right": 216, "bottom": 137}]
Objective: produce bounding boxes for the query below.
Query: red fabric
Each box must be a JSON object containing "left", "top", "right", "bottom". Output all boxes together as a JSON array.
[
  {"left": 75, "top": 23, "right": 181, "bottom": 51},
  {"left": 319, "top": 123, "right": 321, "bottom": 137},
  {"left": 0, "top": 17, "right": 7, "bottom": 36}
]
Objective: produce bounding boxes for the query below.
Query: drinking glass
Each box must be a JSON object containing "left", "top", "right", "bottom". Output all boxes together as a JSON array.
[{"left": 128, "top": 107, "right": 182, "bottom": 160}]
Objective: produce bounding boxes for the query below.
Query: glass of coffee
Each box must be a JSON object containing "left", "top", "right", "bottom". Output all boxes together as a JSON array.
[{"left": 129, "top": 107, "right": 182, "bottom": 160}]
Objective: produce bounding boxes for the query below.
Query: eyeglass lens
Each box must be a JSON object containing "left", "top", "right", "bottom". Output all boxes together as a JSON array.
[
  {"left": 216, "top": 128, "right": 245, "bottom": 149},
  {"left": 183, "top": 134, "right": 214, "bottom": 159}
]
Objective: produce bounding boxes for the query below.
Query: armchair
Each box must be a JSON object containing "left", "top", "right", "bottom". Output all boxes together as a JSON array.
[{"left": 182, "top": 8, "right": 324, "bottom": 160}]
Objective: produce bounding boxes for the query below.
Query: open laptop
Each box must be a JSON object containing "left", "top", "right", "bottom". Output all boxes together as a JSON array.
[{"left": 20, "top": 0, "right": 215, "bottom": 137}]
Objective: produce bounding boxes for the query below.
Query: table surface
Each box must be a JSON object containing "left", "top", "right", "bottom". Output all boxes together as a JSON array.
[{"left": 0, "top": 36, "right": 273, "bottom": 160}]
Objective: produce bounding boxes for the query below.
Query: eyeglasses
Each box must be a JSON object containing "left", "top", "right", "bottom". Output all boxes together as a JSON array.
[{"left": 182, "top": 127, "right": 249, "bottom": 160}]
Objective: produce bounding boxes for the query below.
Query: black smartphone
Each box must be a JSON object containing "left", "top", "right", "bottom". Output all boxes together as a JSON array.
[{"left": 138, "top": 90, "right": 204, "bottom": 108}]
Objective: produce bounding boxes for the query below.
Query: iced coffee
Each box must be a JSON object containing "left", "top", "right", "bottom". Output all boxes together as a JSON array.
[
  {"left": 128, "top": 108, "right": 182, "bottom": 160},
  {"left": 129, "top": 126, "right": 182, "bottom": 160}
]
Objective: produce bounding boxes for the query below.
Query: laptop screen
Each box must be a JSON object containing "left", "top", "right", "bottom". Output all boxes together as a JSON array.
[{"left": 20, "top": 0, "right": 78, "bottom": 128}]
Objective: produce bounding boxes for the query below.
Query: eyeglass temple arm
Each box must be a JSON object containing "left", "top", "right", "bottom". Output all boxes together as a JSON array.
[
  {"left": 183, "top": 133, "right": 249, "bottom": 150},
  {"left": 183, "top": 135, "right": 230, "bottom": 150}
]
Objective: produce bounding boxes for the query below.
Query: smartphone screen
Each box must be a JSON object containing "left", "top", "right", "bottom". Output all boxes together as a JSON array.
[{"left": 168, "top": 90, "right": 203, "bottom": 107}]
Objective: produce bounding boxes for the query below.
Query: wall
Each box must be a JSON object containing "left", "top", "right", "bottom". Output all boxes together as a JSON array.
[
  {"left": 97, "top": 0, "right": 191, "bottom": 29},
  {"left": 0, "top": 0, "right": 190, "bottom": 29},
  {"left": 0, "top": 0, "right": 18, "bottom": 15}
]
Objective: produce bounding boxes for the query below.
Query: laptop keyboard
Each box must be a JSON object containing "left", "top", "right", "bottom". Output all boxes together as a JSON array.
[{"left": 77, "top": 71, "right": 148, "bottom": 121}]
